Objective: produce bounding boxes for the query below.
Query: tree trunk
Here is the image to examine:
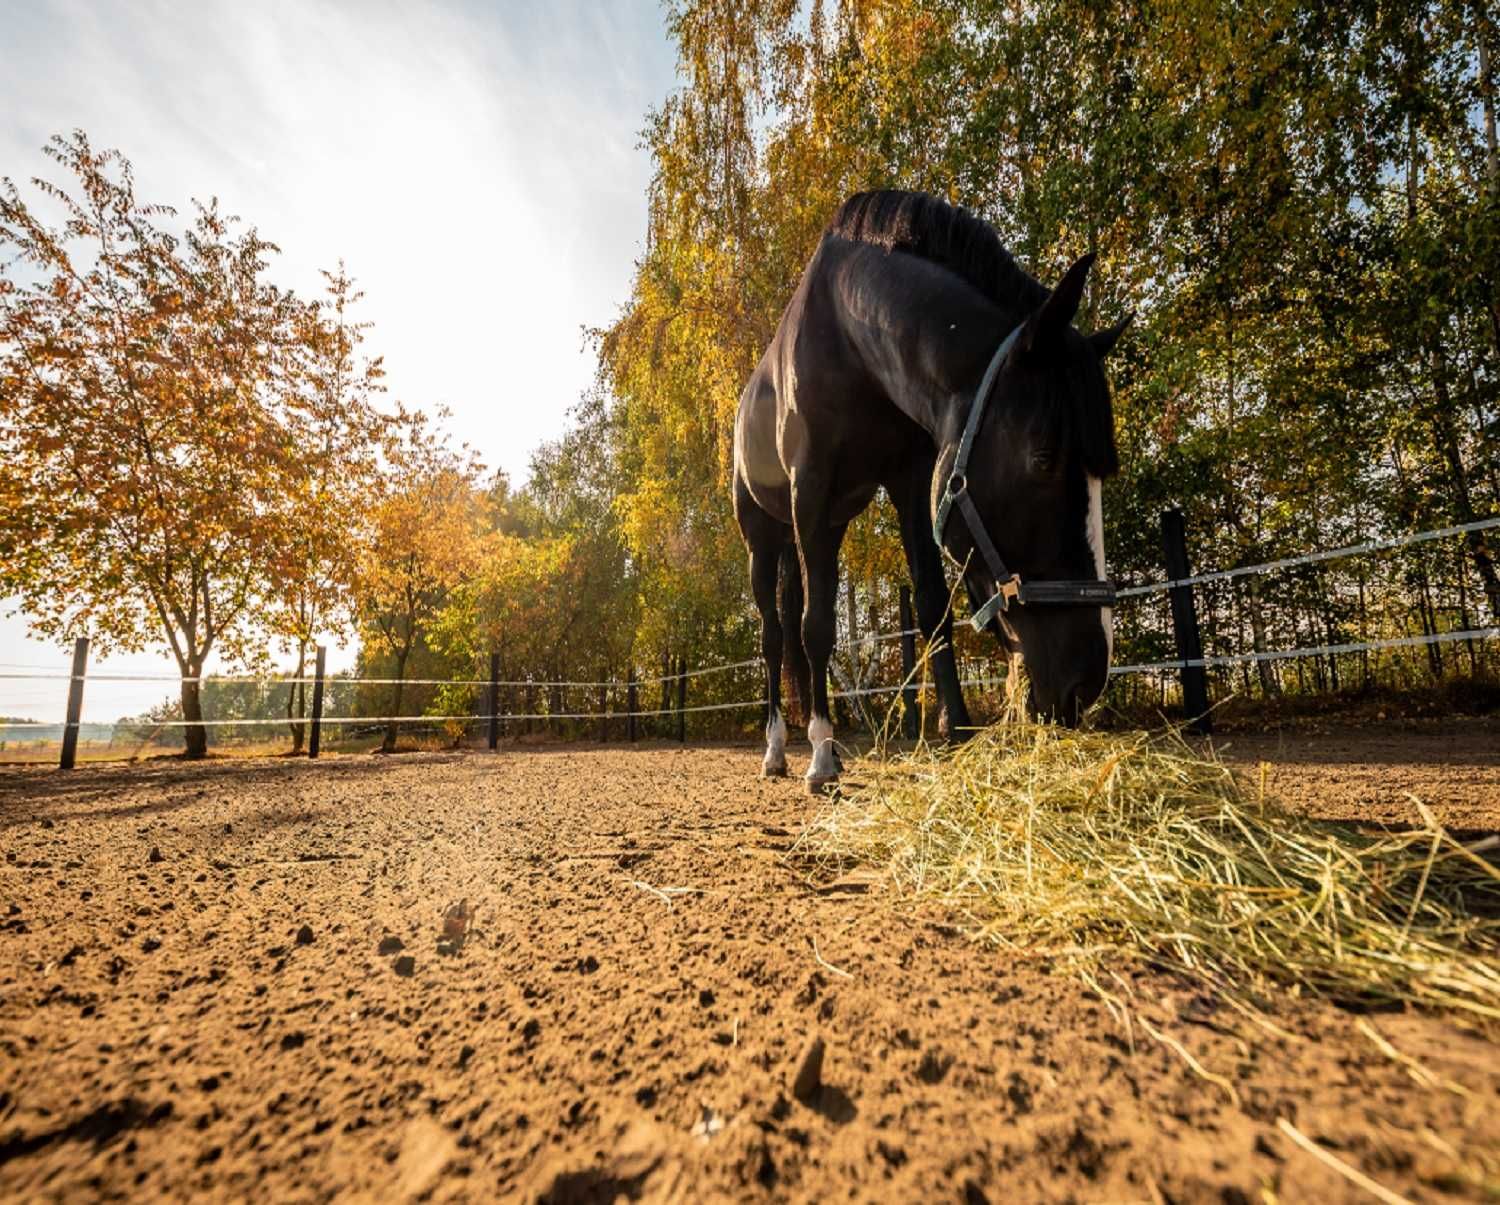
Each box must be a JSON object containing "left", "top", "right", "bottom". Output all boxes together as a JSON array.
[
  {"left": 287, "top": 640, "right": 308, "bottom": 753},
  {"left": 1245, "top": 574, "right": 1279, "bottom": 696},
  {"left": 383, "top": 646, "right": 410, "bottom": 753},
  {"left": 1357, "top": 567, "right": 1371, "bottom": 691},
  {"left": 1428, "top": 351, "right": 1500, "bottom": 618},
  {"left": 1456, "top": 546, "right": 1479, "bottom": 675},
  {"left": 182, "top": 672, "right": 208, "bottom": 760},
  {"left": 1480, "top": 6, "right": 1499, "bottom": 194},
  {"left": 1416, "top": 567, "right": 1444, "bottom": 680}
]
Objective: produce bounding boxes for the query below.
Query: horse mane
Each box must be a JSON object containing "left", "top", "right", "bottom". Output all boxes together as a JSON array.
[
  {"left": 826, "top": 190, "right": 1050, "bottom": 316},
  {"left": 827, "top": 190, "right": 1117, "bottom": 477}
]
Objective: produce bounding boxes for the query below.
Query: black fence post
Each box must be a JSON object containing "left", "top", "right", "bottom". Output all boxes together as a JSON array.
[
  {"left": 658, "top": 652, "right": 671, "bottom": 738},
  {"left": 308, "top": 645, "right": 327, "bottom": 758},
  {"left": 597, "top": 683, "right": 607, "bottom": 743},
  {"left": 676, "top": 657, "right": 687, "bottom": 743},
  {"left": 59, "top": 636, "right": 90, "bottom": 771},
  {"left": 488, "top": 652, "right": 500, "bottom": 751},
  {"left": 899, "top": 586, "right": 919, "bottom": 740},
  {"left": 627, "top": 668, "right": 638, "bottom": 742},
  {"left": 1161, "top": 509, "right": 1212, "bottom": 734}
]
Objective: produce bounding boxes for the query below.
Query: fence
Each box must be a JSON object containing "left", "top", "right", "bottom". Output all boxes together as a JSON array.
[{"left": 3, "top": 510, "right": 1496, "bottom": 768}]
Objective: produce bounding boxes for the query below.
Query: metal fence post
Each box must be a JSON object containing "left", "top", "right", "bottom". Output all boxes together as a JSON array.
[
  {"left": 627, "top": 668, "right": 638, "bottom": 742},
  {"left": 898, "top": 586, "right": 919, "bottom": 740},
  {"left": 488, "top": 652, "right": 500, "bottom": 751},
  {"left": 59, "top": 636, "right": 90, "bottom": 770},
  {"left": 597, "top": 683, "right": 607, "bottom": 743},
  {"left": 676, "top": 657, "right": 687, "bottom": 743},
  {"left": 308, "top": 645, "right": 327, "bottom": 758},
  {"left": 1161, "top": 509, "right": 1212, "bottom": 734}
]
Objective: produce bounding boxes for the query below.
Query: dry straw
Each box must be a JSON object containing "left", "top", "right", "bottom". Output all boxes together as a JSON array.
[{"left": 805, "top": 718, "right": 1500, "bottom": 1019}]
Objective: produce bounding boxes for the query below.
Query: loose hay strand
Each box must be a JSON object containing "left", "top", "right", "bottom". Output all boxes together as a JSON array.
[
  {"left": 806, "top": 722, "right": 1500, "bottom": 1021},
  {"left": 1276, "top": 1119, "right": 1414, "bottom": 1205}
]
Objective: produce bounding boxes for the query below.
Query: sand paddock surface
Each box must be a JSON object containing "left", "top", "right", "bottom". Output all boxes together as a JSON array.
[{"left": 2, "top": 718, "right": 1498, "bottom": 1203}]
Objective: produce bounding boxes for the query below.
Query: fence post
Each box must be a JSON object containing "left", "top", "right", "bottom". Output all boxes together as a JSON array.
[
  {"left": 597, "top": 683, "right": 607, "bottom": 743},
  {"left": 308, "top": 645, "right": 327, "bottom": 758},
  {"left": 658, "top": 652, "right": 671, "bottom": 738},
  {"left": 676, "top": 657, "right": 687, "bottom": 743},
  {"left": 58, "top": 636, "right": 90, "bottom": 771},
  {"left": 1160, "top": 509, "right": 1212, "bottom": 734},
  {"left": 899, "top": 586, "right": 919, "bottom": 740},
  {"left": 627, "top": 668, "right": 638, "bottom": 741},
  {"left": 488, "top": 652, "right": 500, "bottom": 751}
]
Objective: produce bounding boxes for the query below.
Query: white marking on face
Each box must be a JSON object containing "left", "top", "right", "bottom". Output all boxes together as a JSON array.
[{"left": 1086, "top": 475, "right": 1113, "bottom": 663}]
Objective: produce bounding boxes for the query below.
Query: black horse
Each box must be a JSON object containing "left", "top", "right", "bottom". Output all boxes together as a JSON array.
[{"left": 732, "top": 190, "right": 1128, "bottom": 789}]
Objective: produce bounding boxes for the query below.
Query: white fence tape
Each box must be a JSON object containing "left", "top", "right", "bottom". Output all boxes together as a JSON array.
[
  {"left": 1108, "top": 626, "right": 1500, "bottom": 675},
  {"left": 5, "top": 518, "right": 1496, "bottom": 734},
  {"left": 1116, "top": 515, "right": 1500, "bottom": 599}
]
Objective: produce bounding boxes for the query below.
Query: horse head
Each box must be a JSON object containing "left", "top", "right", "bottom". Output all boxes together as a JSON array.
[{"left": 932, "top": 254, "right": 1130, "bottom": 727}]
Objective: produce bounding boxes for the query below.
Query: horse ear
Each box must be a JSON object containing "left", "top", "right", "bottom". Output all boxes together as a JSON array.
[
  {"left": 1088, "top": 312, "right": 1134, "bottom": 359},
  {"left": 1021, "top": 253, "right": 1095, "bottom": 353}
]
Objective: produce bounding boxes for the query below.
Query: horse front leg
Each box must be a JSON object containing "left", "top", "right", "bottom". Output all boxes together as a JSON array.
[
  {"left": 890, "top": 458, "right": 973, "bottom": 740},
  {"left": 791, "top": 468, "right": 847, "bottom": 793}
]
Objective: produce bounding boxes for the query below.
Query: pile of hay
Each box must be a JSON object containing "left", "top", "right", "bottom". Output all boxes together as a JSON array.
[{"left": 806, "top": 723, "right": 1500, "bottom": 1019}]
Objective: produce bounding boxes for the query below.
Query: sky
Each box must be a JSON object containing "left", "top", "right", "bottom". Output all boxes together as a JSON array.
[{"left": 1, "top": 0, "right": 681, "bottom": 722}]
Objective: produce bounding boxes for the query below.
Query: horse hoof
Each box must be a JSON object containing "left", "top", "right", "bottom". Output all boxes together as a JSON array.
[
  {"left": 762, "top": 762, "right": 788, "bottom": 779},
  {"left": 805, "top": 774, "right": 839, "bottom": 796}
]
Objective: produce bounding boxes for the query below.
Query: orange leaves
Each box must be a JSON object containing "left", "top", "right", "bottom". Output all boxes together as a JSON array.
[
  {"left": 356, "top": 412, "right": 485, "bottom": 663},
  {"left": 0, "top": 131, "right": 386, "bottom": 671}
]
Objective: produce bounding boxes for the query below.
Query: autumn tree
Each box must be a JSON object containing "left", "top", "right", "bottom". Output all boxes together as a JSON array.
[
  {"left": 356, "top": 411, "right": 482, "bottom": 753},
  {"left": 273, "top": 265, "right": 387, "bottom": 750},
  {"left": 0, "top": 132, "right": 355, "bottom": 757}
]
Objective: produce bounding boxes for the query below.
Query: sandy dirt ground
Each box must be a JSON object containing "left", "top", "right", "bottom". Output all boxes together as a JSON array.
[{"left": 1, "top": 719, "right": 1498, "bottom": 1203}]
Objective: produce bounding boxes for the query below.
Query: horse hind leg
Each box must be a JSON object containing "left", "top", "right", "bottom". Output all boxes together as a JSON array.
[
  {"left": 777, "top": 544, "right": 844, "bottom": 772},
  {"left": 790, "top": 474, "right": 847, "bottom": 794},
  {"left": 742, "top": 499, "right": 790, "bottom": 778},
  {"left": 777, "top": 541, "right": 811, "bottom": 729}
]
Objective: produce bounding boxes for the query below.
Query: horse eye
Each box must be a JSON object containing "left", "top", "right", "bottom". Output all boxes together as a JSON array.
[{"left": 1031, "top": 449, "right": 1057, "bottom": 472}]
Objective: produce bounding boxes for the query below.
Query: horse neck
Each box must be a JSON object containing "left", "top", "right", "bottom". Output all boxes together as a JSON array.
[{"left": 834, "top": 243, "right": 1030, "bottom": 444}]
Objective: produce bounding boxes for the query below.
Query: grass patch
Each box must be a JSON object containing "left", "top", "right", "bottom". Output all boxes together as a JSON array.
[{"left": 805, "top": 721, "right": 1500, "bottom": 1020}]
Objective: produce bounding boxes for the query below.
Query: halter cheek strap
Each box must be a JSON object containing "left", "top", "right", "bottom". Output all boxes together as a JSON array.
[{"left": 932, "top": 324, "right": 1117, "bottom": 632}]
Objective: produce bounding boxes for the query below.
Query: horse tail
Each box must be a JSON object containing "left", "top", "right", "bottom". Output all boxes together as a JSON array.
[{"left": 777, "top": 541, "right": 810, "bottom": 724}]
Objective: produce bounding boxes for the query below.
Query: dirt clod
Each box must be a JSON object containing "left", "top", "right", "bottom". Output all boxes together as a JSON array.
[
  {"left": 392, "top": 955, "right": 415, "bottom": 977},
  {"left": 377, "top": 934, "right": 403, "bottom": 955},
  {"left": 295, "top": 924, "right": 314, "bottom": 946},
  {"left": 147, "top": 846, "right": 162, "bottom": 863},
  {"left": 791, "top": 1036, "right": 825, "bottom": 1102}
]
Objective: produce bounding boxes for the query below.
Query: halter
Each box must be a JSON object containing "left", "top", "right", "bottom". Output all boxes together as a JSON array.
[{"left": 933, "top": 323, "right": 1118, "bottom": 633}]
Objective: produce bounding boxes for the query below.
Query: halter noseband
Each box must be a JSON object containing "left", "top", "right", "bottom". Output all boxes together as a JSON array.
[{"left": 932, "top": 323, "right": 1118, "bottom": 633}]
